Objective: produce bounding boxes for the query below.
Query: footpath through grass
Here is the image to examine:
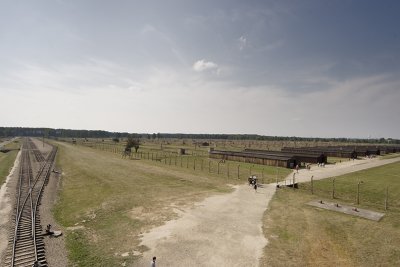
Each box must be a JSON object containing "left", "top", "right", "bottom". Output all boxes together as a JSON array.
[
  {"left": 0, "top": 140, "right": 20, "bottom": 185},
  {"left": 53, "top": 142, "right": 233, "bottom": 266},
  {"left": 262, "top": 161, "right": 400, "bottom": 267}
]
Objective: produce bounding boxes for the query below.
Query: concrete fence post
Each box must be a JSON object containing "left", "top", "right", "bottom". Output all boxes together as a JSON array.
[
  {"left": 260, "top": 168, "right": 263, "bottom": 184},
  {"left": 293, "top": 173, "right": 296, "bottom": 190},
  {"left": 311, "top": 176, "right": 314, "bottom": 194}
]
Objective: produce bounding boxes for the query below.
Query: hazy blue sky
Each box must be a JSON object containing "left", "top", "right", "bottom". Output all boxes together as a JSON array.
[{"left": 1, "top": 0, "right": 399, "bottom": 138}]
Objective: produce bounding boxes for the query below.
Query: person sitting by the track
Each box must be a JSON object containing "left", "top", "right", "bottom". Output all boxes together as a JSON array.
[{"left": 45, "top": 224, "right": 54, "bottom": 235}]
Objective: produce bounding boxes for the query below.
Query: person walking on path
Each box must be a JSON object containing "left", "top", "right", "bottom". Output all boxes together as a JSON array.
[{"left": 151, "top": 256, "right": 156, "bottom": 267}]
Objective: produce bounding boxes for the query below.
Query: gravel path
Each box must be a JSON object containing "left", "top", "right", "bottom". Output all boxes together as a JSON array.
[
  {"left": 281, "top": 156, "right": 400, "bottom": 185},
  {"left": 32, "top": 139, "right": 68, "bottom": 267},
  {"left": 135, "top": 183, "right": 276, "bottom": 267},
  {"left": 134, "top": 155, "right": 400, "bottom": 267}
]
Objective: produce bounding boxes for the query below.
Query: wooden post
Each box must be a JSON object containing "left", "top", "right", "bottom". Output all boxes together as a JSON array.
[
  {"left": 218, "top": 162, "right": 220, "bottom": 174},
  {"left": 227, "top": 163, "right": 230, "bottom": 178},
  {"left": 175, "top": 156, "right": 177, "bottom": 166},
  {"left": 332, "top": 178, "right": 335, "bottom": 199},
  {"left": 180, "top": 157, "right": 183, "bottom": 167},
  {"left": 194, "top": 159, "right": 196, "bottom": 170},
  {"left": 237, "top": 165, "right": 240, "bottom": 179},
  {"left": 311, "top": 176, "right": 314, "bottom": 194},
  {"left": 186, "top": 157, "right": 189, "bottom": 168},
  {"left": 385, "top": 186, "right": 388, "bottom": 211}
]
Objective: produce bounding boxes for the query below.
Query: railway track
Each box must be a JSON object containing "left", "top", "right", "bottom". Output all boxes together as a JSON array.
[
  {"left": 27, "top": 140, "right": 46, "bottom": 163},
  {"left": 3, "top": 138, "right": 57, "bottom": 267}
]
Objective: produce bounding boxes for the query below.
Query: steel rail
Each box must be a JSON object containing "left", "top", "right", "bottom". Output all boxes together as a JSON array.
[{"left": 8, "top": 138, "right": 57, "bottom": 267}]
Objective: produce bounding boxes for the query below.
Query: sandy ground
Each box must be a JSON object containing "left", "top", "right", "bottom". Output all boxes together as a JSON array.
[
  {"left": 135, "top": 156, "right": 400, "bottom": 267},
  {"left": 0, "top": 150, "right": 20, "bottom": 264},
  {"left": 135, "top": 184, "right": 275, "bottom": 267}
]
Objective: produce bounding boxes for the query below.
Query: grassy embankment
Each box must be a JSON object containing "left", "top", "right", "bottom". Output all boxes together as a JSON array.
[
  {"left": 61, "top": 139, "right": 292, "bottom": 184},
  {"left": 0, "top": 139, "right": 20, "bottom": 185},
  {"left": 52, "top": 141, "right": 291, "bottom": 266},
  {"left": 262, "top": 161, "right": 400, "bottom": 267}
]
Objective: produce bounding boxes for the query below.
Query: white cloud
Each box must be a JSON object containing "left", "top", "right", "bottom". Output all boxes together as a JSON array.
[
  {"left": 238, "top": 36, "right": 247, "bottom": 50},
  {"left": 192, "top": 59, "right": 219, "bottom": 72}
]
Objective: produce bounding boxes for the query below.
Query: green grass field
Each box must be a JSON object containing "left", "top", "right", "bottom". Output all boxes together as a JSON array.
[
  {"left": 0, "top": 140, "right": 20, "bottom": 185},
  {"left": 53, "top": 141, "right": 246, "bottom": 266},
  {"left": 261, "top": 161, "right": 400, "bottom": 266}
]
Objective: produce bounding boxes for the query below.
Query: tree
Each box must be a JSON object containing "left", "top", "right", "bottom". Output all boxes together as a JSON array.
[{"left": 126, "top": 135, "right": 140, "bottom": 153}]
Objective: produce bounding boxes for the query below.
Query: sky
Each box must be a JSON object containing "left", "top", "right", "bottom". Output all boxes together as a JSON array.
[{"left": 1, "top": 0, "right": 399, "bottom": 138}]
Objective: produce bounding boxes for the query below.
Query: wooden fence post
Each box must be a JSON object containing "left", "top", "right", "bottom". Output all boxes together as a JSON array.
[
  {"left": 227, "top": 163, "right": 230, "bottom": 178},
  {"left": 237, "top": 165, "right": 240, "bottom": 179},
  {"left": 194, "top": 159, "right": 196, "bottom": 170}
]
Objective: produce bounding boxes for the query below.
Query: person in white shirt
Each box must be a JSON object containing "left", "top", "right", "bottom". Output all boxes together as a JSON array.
[{"left": 151, "top": 256, "right": 156, "bottom": 267}]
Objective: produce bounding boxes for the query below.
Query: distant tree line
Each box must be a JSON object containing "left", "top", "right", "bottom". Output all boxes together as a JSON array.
[{"left": 0, "top": 127, "right": 399, "bottom": 144}]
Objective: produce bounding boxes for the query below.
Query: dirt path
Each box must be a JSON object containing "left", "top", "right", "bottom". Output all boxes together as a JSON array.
[
  {"left": 135, "top": 183, "right": 276, "bottom": 267},
  {"left": 135, "top": 156, "right": 400, "bottom": 267},
  {"left": 0, "top": 150, "right": 21, "bottom": 262},
  {"left": 281, "top": 156, "right": 400, "bottom": 185}
]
